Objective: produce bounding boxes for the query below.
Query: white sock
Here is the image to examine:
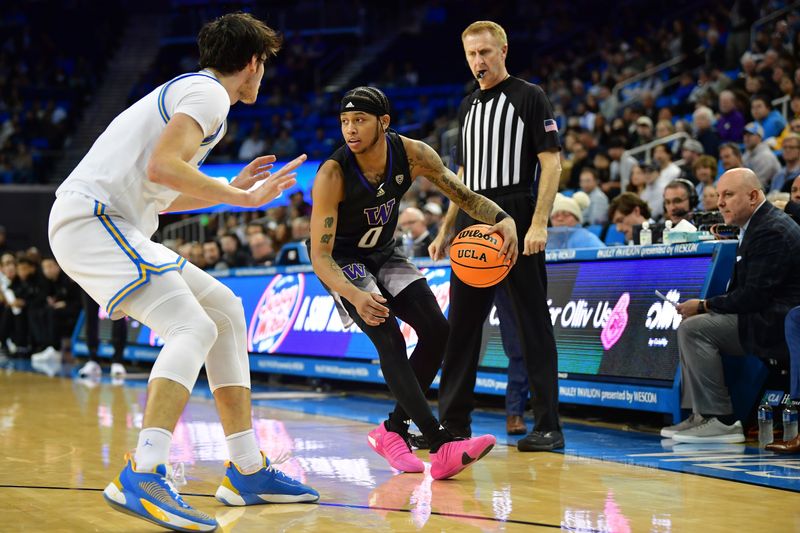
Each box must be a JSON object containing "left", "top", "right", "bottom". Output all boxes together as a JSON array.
[
  {"left": 134, "top": 427, "right": 172, "bottom": 471},
  {"left": 226, "top": 429, "right": 262, "bottom": 474}
]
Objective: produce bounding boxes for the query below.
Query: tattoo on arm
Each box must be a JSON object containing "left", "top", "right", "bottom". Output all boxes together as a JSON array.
[
  {"left": 324, "top": 217, "right": 333, "bottom": 228},
  {"left": 408, "top": 141, "right": 501, "bottom": 224},
  {"left": 323, "top": 253, "right": 350, "bottom": 286},
  {"left": 320, "top": 234, "right": 332, "bottom": 244}
]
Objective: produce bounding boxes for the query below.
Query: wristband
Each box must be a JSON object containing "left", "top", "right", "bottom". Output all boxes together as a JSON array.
[
  {"left": 495, "top": 211, "right": 510, "bottom": 224},
  {"left": 697, "top": 299, "right": 706, "bottom": 314}
]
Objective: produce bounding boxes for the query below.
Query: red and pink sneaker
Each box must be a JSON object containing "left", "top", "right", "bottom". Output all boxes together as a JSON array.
[
  {"left": 367, "top": 422, "right": 425, "bottom": 473},
  {"left": 430, "top": 434, "right": 496, "bottom": 480}
]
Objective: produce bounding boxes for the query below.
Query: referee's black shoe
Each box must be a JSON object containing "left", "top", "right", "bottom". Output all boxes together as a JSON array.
[{"left": 517, "top": 430, "right": 564, "bottom": 452}]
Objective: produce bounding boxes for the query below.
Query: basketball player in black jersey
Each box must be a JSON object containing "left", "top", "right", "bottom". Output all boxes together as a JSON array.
[
  {"left": 310, "top": 86, "right": 517, "bottom": 479},
  {"left": 429, "top": 21, "right": 564, "bottom": 451}
]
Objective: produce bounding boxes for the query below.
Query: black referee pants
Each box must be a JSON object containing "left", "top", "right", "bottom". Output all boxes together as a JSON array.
[{"left": 438, "top": 191, "right": 561, "bottom": 434}]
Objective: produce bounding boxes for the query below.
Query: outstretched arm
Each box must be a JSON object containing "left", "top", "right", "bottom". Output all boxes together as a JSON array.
[
  {"left": 403, "top": 137, "right": 518, "bottom": 264},
  {"left": 309, "top": 161, "right": 389, "bottom": 326},
  {"left": 153, "top": 113, "right": 303, "bottom": 210}
]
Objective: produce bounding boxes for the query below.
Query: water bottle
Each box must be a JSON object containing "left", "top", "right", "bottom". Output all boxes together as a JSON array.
[
  {"left": 402, "top": 232, "right": 414, "bottom": 258},
  {"left": 662, "top": 220, "right": 673, "bottom": 245},
  {"left": 639, "top": 221, "right": 652, "bottom": 246},
  {"left": 783, "top": 403, "right": 798, "bottom": 442},
  {"left": 758, "top": 403, "right": 773, "bottom": 448}
]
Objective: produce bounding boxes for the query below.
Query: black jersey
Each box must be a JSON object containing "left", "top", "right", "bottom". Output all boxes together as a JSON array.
[
  {"left": 456, "top": 76, "right": 561, "bottom": 198},
  {"left": 326, "top": 130, "right": 412, "bottom": 257}
]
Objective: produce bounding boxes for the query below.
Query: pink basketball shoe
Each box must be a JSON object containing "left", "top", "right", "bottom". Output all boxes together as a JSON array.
[
  {"left": 367, "top": 422, "right": 425, "bottom": 473},
  {"left": 430, "top": 434, "right": 496, "bottom": 480}
]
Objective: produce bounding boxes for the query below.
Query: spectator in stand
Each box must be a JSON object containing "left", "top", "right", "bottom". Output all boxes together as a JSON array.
[
  {"left": 626, "top": 163, "right": 647, "bottom": 198},
  {"left": 547, "top": 193, "right": 605, "bottom": 250},
  {"left": 633, "top": 116, "right": 655, "bottom": 147},
  {"left": 567, "top": 141, "right": 590, "bottom": 189},
  {"left": 693, "top": 155, "right": 718, "bottom": 199},
  {"left": 609, "top": 192, "right": 654, "bottom": 244},
  {"left": 423, "top": 202, "right": 443, "bottom": 234},
  {"left": 248, "top": 233, "right": 275, "bottom": 266},
  {"left": 238, "top": 122, "right": 268, "bottom": 162},
  {"left": 679, "top": 139, "right": 705, "bottom": 183},
  {"left": 717, "top": 90, "right": 745, "bottom": 143},
  {"left": 692, "top": 106, "right": 720, "bottom": 157},
  {"left": 719, "top": 142, "right": 744, "bottom": 172},
  {"left": 663, "top": 179, "right": 698, "bottom": 226},
  {"left": 607, "top": 136, "right": 637, "bottom": 194},
  {"left": 792, "top": 175, "right": 800, "bottom": 203},
  {"left": 202, "top": 240, "right": 226, "bottom": 271},
  {"left": 188, "top": 242, "right": 205, "bottom": 269},
  {"left": 0, "top": 253, "right": 25, "bottom": 355},
  {"left": 772, "top": 134, "right": 800, "bottom": 193},
  {"left": 305, "top": 127, "right": 336, "bottom": 160},
  {"left": 271, "top": 129, "right": 299, "bottom": 159},
  {"left": 15, "top": 256, "right": 47, "bottom": 355},
  {"left": 397, "top": 207, "right": 434, "bottom": 258},
  {"left": 650, "top": 144, "right": 682, "bottom": 220},
  {"left": 655, "top": 120, "right": 680, "bottom": 154},
  {"left": 290, "top": 216, "right": 310, "bottom": 242},
  {"left": 578, "top": 167, "right": 609, "bottom": 225},
  {"left": 219, "top": 233, "right": 251, "bottom": 268},
  {"left": 289, "top": 190, "right": 312, "bottom": 218},
  {"left": 0, "top": 226, "right": 7, "bottom": 255},
  {"left": 702, "top": 184, "right": 719, "bottom": 211},
  {"left": 742, "top": 122, "right": 782, "bottom": 190},
  {"left": 775, "top": 101, "right": 800, "bottom": 150},
  {"left": 751, "top": 94, "right": 787, "bottom": 141},
  {"left": 37, "top": 257, "right": 81, "bottom": 362}
]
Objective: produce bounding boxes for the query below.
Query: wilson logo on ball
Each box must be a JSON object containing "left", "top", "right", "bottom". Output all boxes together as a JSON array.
[{"left": 449, "top": 223, "right": 511, "bottom": 288}]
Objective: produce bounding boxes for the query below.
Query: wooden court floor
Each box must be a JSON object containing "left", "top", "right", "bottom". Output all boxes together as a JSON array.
[{"left": 1, "top": 370, "right": 799, "bottom": 532}]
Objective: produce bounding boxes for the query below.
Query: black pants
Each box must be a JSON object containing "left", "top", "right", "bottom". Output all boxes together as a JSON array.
[
  {"left": 82, "top": 291, "right": 126, "bottom": 364},
  {"left": 439, "top": 190, "right": 561, "bottom": 434},
  {"left": 341, "top": 278, "right": 448, "bottom": 438}
]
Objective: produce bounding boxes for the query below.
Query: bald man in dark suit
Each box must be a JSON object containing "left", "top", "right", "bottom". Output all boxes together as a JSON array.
[{"left": 661, "top": 168, "right": 800, "bottom": 443}]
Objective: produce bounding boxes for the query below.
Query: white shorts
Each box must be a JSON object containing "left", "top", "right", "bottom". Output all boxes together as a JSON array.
[{"left": 49, "top": 191, "right": 186, "bottom": 319}]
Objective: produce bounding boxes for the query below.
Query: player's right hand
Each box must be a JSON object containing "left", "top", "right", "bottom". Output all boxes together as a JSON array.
[
  {"left": 352, "top": 290, "right": 390, "bottom": 326},
  {"left": 428, "top": 233, "right": 449, "bottom": 261},
  {"left": 240, "top": 153, "right": 306, "bottom": 207}
]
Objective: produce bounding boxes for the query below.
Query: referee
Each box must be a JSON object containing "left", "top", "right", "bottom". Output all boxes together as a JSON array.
[{"left": 429, "top": 20, "right": 563, "bottom": 451}]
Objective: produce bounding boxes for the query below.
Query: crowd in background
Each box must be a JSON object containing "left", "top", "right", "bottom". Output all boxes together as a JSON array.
[{"left": 3, "top": 1, "right": 800, "bottom": 278}]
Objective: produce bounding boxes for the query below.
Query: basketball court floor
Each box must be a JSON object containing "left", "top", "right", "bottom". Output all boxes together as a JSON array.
[{"left": 2, "top": 360, "right": 799, "bottom": 532}]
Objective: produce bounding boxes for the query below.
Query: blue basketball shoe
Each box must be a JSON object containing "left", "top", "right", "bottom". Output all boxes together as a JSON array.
[
  {"left": 215, "top": 452, "right": 320, "bottom": 505},
  {"left": 103, "top": 456, "right": 217, "bottom": 532}
]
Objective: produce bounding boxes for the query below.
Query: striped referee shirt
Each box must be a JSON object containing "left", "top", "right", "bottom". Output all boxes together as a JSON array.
[{"left": 456, "top": 77, "right": 561, "bottom": 196}]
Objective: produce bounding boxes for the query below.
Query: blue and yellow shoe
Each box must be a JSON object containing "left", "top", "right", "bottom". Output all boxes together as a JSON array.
[
  {"left": 215, "top": 452, "right": 319, "bottom": 505},
  {"left": 103, "top": 457, "right": 217, "bottom": 532}
]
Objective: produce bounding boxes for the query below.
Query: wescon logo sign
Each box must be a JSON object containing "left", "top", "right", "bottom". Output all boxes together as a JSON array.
[{"left": 248, "top": 274, "right": 305, "bottom": 353}]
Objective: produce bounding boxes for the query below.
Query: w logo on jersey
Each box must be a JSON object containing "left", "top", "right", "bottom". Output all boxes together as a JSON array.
[
  {"left": 364, "top": 198, "right": 395, "bottom": 226},
  {"left": 342, "top": 263, "right": 367, "bottom": 281}
]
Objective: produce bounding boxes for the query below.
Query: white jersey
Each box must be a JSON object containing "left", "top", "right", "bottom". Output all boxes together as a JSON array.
[{"left": 57, "top": 70, "right": 230, "bottom": 237}]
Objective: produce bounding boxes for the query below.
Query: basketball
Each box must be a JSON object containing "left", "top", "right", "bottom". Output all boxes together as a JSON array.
[{"left": 449, "top": 224, "right": 511, "bottom": 287}]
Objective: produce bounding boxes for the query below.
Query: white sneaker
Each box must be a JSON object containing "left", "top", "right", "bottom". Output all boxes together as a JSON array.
[
  {"left": 31, "top": 346, "right": 61, "bottom": 363},
  {"left": 672, "top": 418, "right": 745, "bottom": 443},
  {"left": 660, "top": 413, "right": 705, "bottom": 438},
  {"left": 110, "top": 363, "right": 126, "bottom": 378},
  {"left": 77, "top": 360, "right": 102, "bottom": 379}
]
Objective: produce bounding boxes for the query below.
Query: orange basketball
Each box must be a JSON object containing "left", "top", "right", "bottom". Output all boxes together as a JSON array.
[{"left": 449, "top": 224, "right": 512, "bottom": 287}]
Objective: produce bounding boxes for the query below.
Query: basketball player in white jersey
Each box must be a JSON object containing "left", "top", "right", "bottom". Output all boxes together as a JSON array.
[{"left": 49, "top": 13, "right": 318, "bottom": 532}]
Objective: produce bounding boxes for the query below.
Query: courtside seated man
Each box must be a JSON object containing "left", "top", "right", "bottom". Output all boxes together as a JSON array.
[
  {"left": 310, "top": 86, "right": 517, "bottom": 479},
  {"left": 49, "top": 13, "right": 318, "bottom": 531}
]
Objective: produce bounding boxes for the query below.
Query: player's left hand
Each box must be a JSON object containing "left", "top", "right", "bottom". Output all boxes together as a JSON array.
[
  {"left": 230, "top": 155, "right": 277, "bottom": 190},
  {"left": 486, "top": 218, "right": 518, "bottom": 265},
  {"left": 523, "top": 224, "right": 547, "bottom": 255}
]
